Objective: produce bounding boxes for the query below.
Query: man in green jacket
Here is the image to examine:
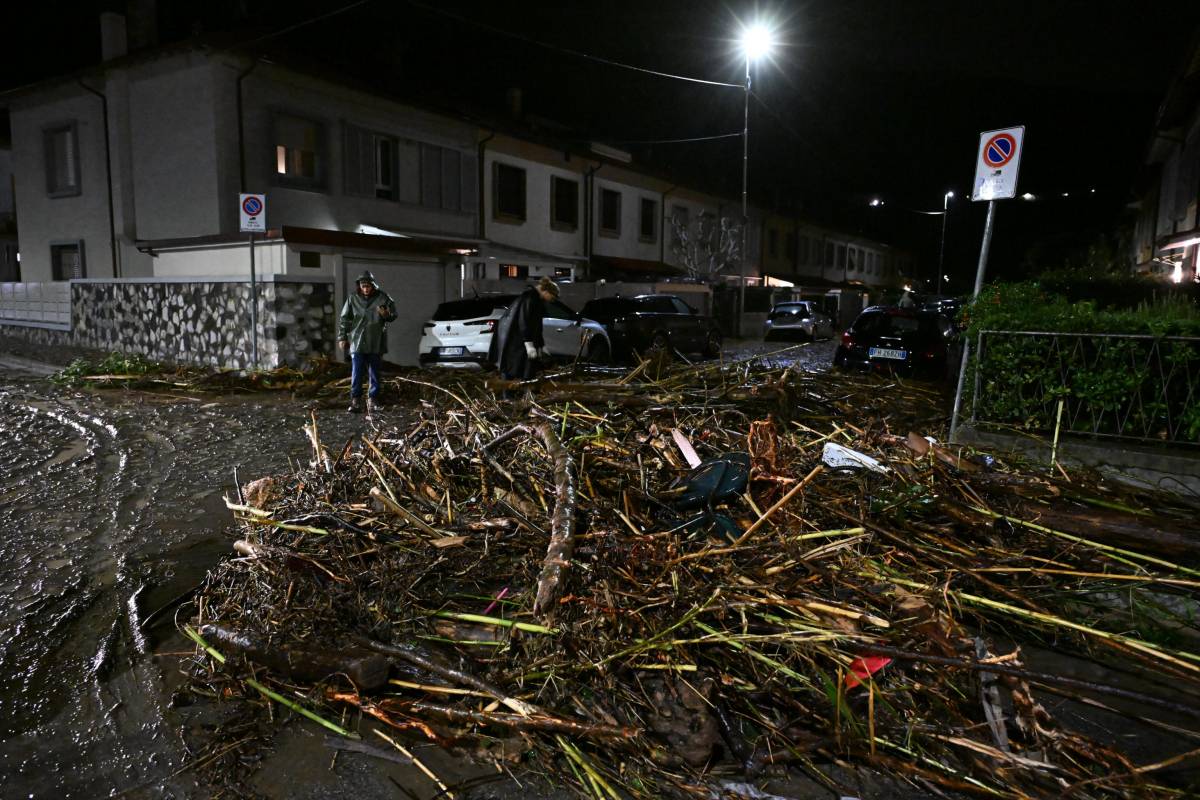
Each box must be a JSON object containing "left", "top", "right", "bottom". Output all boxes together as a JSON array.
[{"left": 338, "top": 271, "right": 397, "bottom": 413}]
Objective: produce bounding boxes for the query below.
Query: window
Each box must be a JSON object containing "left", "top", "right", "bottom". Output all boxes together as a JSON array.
[
  {"left": 825, "top": 241, "right": 835, "bottom": 266},
  {"left": 639, "top": 197, "right": 657, "bottom": 242},
  {"left": 836, "top": 244, "right": 846, "bottom": 269},
  {"left": 44, "top": 123, "right": 80, "bottom": 197},
  {"left": 551, "top": 176, "right": 578, "bottom": 230},
  {"left": 768, "top": 229, "right": 779, "bottom": 258},
  {"left": 343, "top": 125, "right": 396, "bottom": 199},
  {"left": 848, "top": 247, "right": 858, "bottom": 272},
  {"left": 639, "top": 296, "right": 676, "bottom": 314},
  {"left": 274, "top": 113, "right": 325, "bottom": 189},
  {"left": 670, "top": 297, "right": 694, "bottom": 315},
  {"left": 600, "top": 189, "right": 621, "bottom": 236},
  {"left": 543, "top": 299, "right": 577, "bottom": 320},
  {"left": 500, "top": 263, "right": 528, "bottom": 278},
  {"left": 51, "top": 242, "right": 84, "bottom": 280},
  {"left": 494, "top": 162, "right": 526, "bottom": 221},
  {"left": 299, "top": 251, "right": 321, "bottom": 269},
  {"left": 671, "top": 205, "right": 689, "bottom": 247}
]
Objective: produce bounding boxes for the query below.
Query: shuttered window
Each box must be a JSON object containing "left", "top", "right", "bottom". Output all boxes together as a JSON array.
[
  {"left": 494, "top": 162, "right": 526, "bottom": 221},
  {"left": 51, "top": 242, "right": 85, "bottom": 280},
  {"left": 343, "top": 124, "right": 397, "bottom": 199},
  {"left": 44, "top": 123, "right": 80, "bottom": 197}
]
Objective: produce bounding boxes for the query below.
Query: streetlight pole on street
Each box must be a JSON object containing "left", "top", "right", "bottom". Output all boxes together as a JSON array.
[
  {"left": 937, "top": 190, "right": 954, "bottom": 296},
  {"left": 737, "top": 23, "right": 772, "bottom": 337}
]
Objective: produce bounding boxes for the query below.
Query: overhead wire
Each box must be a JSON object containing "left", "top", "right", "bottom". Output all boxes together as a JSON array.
[
  {"left": 566, "top": 132, "right": 743, "bottom": 145},
  {"left": 403, "top": 0, "right": 743, "bottom": 89}
]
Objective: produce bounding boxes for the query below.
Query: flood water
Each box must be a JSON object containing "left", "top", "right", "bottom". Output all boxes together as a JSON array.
[{"left": 0, "top": 364, "right": 372, "bottom": 798}]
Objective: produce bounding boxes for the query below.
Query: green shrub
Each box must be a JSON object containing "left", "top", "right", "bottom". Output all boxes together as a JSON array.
[{"left": 963, "top": 282, "right": 1200, "bottom": 443}]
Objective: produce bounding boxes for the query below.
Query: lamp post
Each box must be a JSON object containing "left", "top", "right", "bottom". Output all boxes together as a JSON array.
[
  {"left": 937, "top": 190, "right": 954, "bottom": 296},
  {"left": 737, "top": 24, "right": 772, "bottom": 337}
]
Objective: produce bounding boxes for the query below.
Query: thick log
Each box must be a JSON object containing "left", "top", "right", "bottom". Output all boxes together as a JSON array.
[
  {"left": 199, "top": 623, "right": 390, "bottom": 690},
  {"left": 1010, "top": 500, "right": 1200, "bottom": 560}
]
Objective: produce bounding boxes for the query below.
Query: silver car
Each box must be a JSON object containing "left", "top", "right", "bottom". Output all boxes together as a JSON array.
[
  {"left": 763, "top": 301, "right": 836, "bottom": 341},
  {"left": 418, "top": 294, "right": 612, "bottom": 367}
]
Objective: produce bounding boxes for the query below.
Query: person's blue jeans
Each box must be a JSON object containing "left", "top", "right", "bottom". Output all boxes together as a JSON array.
[{"left": 350, "top": 352, "right": 382, "bottom": 399}]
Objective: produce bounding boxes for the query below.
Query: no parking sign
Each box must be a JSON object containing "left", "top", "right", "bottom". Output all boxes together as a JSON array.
[
  {"left": 239, "top": 193, "right": 267, "bottom": 233},
  {"left": 971, "top": 127, "right": 1024, "bottom": 201}
]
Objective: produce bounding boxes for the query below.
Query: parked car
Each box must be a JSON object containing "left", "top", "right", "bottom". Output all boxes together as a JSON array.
[
  {"left": 762, "top": 300, "right": 836, "bottom": 341},
  {"left": 580, "top": 294, "right": 722, "bottom": 360},
  {"left": 418, "top": 294, "right": 611, "bottom": 367},
  {"left": 833, "top": 306, "right": 953, "bottom": 377}
]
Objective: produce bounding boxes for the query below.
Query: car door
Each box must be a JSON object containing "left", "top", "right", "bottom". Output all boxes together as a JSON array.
[
  {"left": 541, "top": 299, "right": 582, "bottom": 358},
  {"left": 669, "top": 297, "right": 704, "bottom": 351}
]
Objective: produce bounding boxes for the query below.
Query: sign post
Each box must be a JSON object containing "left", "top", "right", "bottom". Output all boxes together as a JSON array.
[
  {"left": 950, "top": 127, "right": 1025, "bottom": 442},
  {"left": 239, "top": 193, "right": 266, "bottom": 369}
]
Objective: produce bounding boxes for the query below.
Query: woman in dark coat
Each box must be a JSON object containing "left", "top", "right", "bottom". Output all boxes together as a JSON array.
[{"left": 489, "top": 277, "right": 559, "bottom": 379}]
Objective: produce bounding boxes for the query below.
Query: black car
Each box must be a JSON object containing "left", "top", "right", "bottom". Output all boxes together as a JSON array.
[
  {"left": 833, "top": 306, "right": 953, "bottom": 377},
  {"left": 580, "top": 294, "right": 722, "bottom": 360}
]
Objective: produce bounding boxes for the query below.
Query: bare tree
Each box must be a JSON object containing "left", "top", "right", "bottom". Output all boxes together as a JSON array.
[{"left": 670, "top": 213, "right": 742, "bottom": 282}]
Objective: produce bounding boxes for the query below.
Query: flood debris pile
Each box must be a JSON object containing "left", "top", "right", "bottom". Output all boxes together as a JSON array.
[{"left": 182, "top": 362, "right": 1200, "bottom": 799}]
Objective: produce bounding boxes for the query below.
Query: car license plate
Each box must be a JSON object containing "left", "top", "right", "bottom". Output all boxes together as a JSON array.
[
  {"left": 869, "top": 347, "right": 906, "bottom": 360},
  {"left": 437, "top": 346, "right": 465, "bottom": 356}
]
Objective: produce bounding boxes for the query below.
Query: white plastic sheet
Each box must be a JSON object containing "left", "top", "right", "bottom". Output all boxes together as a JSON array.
[{"left": 821, "top": 442, "right": 890, "bottom": 474}]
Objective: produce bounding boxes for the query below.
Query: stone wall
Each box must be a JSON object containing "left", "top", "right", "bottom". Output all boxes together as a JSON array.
[{"left": 0, "top": 278, "right": 335, "bottom": 370}]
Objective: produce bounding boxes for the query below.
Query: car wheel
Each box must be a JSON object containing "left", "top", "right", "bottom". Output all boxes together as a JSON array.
[
  {"left": 647, "top": 332, "right": 671, "bottom": 357},
  {"left": 704, "top": 330, "right": 722, "bottom": 358},
  {"left": 585, "top": 337, "right": 611, "bottom": 365}
]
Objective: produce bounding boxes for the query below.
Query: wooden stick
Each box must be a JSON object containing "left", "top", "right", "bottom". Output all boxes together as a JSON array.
[
  {"left": 734, "top": 465, "right": 823, "bottom": 546},
  {"left": 369, "top": 487, "right": 439, "bottom": 537}
]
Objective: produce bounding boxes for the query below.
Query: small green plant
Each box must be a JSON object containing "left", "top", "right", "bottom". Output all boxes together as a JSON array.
[{"left": 50, "top": 351, "right": 163, "bottom": 386}]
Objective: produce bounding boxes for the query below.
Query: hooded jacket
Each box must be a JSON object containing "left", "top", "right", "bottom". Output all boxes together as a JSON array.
[
  {"left": 339, "top": 276, "right": 398, "bottom": 354},
  {"left": 488, "top": 287, "right": 545, "bottom": 379}
]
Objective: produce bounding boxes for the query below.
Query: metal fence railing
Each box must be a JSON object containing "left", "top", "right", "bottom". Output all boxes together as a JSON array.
[{"left": 970, "top": 330, "right": 1200, "bottom": 446}]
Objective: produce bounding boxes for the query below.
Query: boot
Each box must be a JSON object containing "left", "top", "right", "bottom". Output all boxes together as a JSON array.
[{"left": 347, "top": 396, "right": 364, "bottom": 413}]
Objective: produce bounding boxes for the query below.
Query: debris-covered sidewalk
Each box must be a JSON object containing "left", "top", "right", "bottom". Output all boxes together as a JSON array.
[{"left": 180, "top": 353, "right": 1200, "bottom": 799}]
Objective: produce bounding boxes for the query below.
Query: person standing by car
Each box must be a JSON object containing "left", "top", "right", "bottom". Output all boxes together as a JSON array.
[
  {"left": 489, "top": 277, "right": 558, "bottom": 380},
  {"left": 338, "top": 271, "right": 397, "bottom": 413}
]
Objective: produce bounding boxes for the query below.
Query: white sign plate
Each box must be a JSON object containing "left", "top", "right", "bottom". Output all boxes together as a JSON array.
[
  {"left": 971, "top": 126, "right": 1025, "bottom": 201},
  {"left": 239, "top": 193, "right": 267, "bottom": 233}
]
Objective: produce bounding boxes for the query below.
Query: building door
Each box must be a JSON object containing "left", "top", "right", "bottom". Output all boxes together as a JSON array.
[{"left": 345, "top": 259, "right": 447, "bottom": 366}]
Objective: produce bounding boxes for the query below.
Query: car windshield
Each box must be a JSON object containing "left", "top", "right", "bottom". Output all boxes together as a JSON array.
[
  {"left": 431, "top": 295, "right": 516, "bottom": 321},
  {"left": 770, "top": 304, "right": 809, "bottom": 318}
]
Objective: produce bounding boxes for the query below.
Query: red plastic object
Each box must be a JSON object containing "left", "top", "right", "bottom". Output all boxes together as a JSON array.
[{"left": 844, "top": 655, "right": 893, "bottom": 688}]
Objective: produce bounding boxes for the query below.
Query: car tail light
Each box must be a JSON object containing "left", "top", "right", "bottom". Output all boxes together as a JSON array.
[
  {"left": 841, "top": 331, "right": 854, "bottom": 348},
  {"left": 422, "top": 322, "right": 433, "bottom": 331},
  {"left": 465, "top": 319, "right": 496, "bottom": 331}
]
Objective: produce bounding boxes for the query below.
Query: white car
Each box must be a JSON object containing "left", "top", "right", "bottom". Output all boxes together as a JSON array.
[
  {"left": 763, "top": 301, "right": 836, "bottom": 341},
  {"left": 418, "top": 294, "right": 612, "bottom": 367}
]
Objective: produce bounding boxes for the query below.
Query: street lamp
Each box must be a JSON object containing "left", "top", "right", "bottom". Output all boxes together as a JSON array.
[
  {"left": 937, "top": 190, "right": 954, "bottom": 296},
  {"left": 737, "top": 22, "right": 773, "bottom": 336}
]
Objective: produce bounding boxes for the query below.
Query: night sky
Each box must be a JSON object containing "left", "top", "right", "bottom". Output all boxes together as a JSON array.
[{"left": 4, "top": 1, "right": 1200, "bottom": 288}]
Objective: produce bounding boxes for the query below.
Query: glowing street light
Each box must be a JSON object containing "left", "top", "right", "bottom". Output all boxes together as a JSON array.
[
  {"left": 733, "top": 22, "right": 775, "bottom": 335},
  {"left": 1021, "top": 192, "right": 1036, "bottom": 201},
  {"left": 869, "top": 198, "right": 884, "bottom": 207}
]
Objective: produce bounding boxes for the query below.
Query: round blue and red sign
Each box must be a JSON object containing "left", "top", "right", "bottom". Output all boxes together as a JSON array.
[
  {"left": 242, "top": 195, "right": 263, "bottom": 216},
  {"left": 983, "top": 133, "right": 1016, "bottom": 168}
]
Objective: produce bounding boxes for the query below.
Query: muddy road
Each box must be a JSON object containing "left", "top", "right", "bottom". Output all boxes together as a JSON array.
[{"left": 0, "top": 365, "right": 376, "bottom": 797}]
